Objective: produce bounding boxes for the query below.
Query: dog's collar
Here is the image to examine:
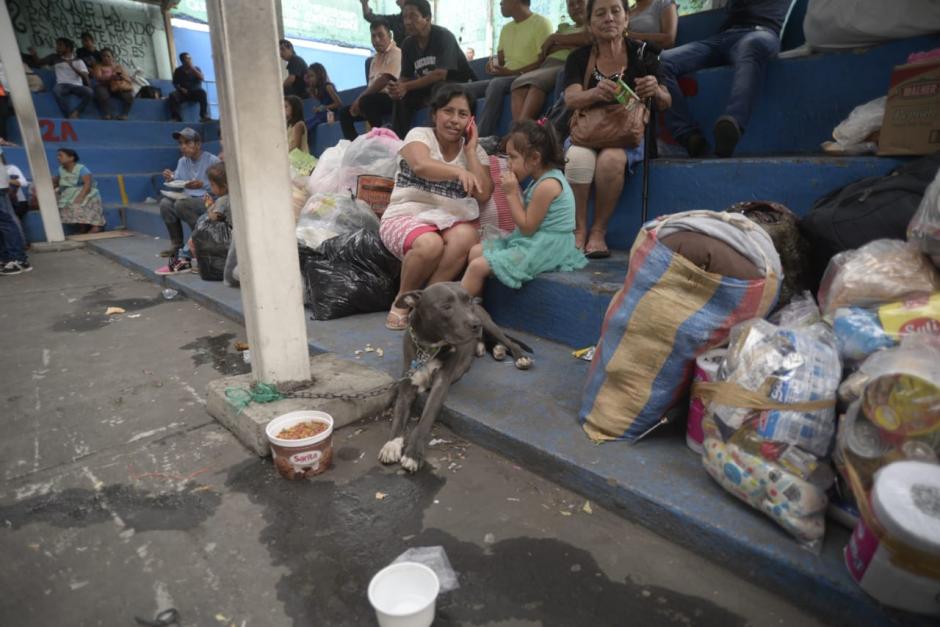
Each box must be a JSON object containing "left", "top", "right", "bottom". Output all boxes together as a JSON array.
[{"left": 408, "top": 325, "right": 444, "bottom": 370}]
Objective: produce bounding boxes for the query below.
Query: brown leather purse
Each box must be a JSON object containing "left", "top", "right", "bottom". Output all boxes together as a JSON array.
[{"left": 569, "top": 44, "right": 649, "bottom": 150}]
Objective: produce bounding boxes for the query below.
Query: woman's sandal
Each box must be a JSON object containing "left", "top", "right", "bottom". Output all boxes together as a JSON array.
[
  {"left": 585, "top": 247, "right": 610, "bottom": 259},
  {"left": 584, "top": 232, "right": 610, "bottom": 259},
  {"left": 385, "top": 309, "right": 409, "bottom": 331}
]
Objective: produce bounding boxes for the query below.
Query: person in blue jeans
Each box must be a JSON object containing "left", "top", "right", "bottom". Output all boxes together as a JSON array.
[
  {"left": 660, "top": 0, "right": 795, "bottom": 158},
  {"left": 157, "top": 127, "right": 221, "bottom": 258},
  {"left": 0, "top": 148, "right": 31, "bottom": 275},
  {"left": 29, "top": 38, "right": 93, "bottom": 119}
]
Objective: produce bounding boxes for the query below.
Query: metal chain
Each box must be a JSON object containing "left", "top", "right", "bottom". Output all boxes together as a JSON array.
[
  {"left": 277, "top": 367, "right": 420, "bottom": 402},
  {"left": 279, "top": 341, "right": 443, "bottom": 402}
]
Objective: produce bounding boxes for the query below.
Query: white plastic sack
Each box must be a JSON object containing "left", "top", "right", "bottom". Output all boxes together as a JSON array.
[
  {"left": 306, "top": 140, "right": 351, "bottom": 196},
  {"left": 804, "top": 0, "right": 940, "bottom": 50},
  {"left": 295, "top": 192, "right": 378, "bottom": 250},
  {"left": 908, "top": 169, "right": 940, "bottom": 267},
  {"left": 823, "top": 96, "right": 885, "bottom": 155},
  {"left": 338, "top": 129, "right": 403, "bottom": 195}
]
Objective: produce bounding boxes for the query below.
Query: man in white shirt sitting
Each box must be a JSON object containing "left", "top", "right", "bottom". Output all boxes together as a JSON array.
[
  {"left": 30, "top": 38, "right": 93, "bottom": 119},
  {"left": 339, "top": 20, "right": 402, "bottom": 140}
]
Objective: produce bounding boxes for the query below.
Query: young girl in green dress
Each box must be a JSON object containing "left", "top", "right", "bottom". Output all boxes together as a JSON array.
[
  {"left": 55, "top": 148, "right": 105, "bottom": 232},
  {"left": 461, "top": 119, "right": 587, "bottom": 296}
]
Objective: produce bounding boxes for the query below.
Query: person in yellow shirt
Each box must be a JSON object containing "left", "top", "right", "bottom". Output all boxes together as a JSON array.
[
  {"left": 467, "top": 0, "right": 553, "bottom": 137},
  {"left": 511, "top": 0, "right": 591, "bottom": 122}
]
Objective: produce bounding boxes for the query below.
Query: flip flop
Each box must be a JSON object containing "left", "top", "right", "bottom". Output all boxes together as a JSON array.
[{"left": 385, "top": 310, "right": 409, "bottom": 331}]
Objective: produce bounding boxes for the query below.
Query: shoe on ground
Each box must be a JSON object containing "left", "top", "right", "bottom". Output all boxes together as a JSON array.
[
  {"left": 159, "top": 247, "right": 179, "bottom": 257},
  {"left": 684, "top": 132, "right": 709, "bottom": 158},
  {"left": 155, "top": 257, "right": 192, "bottom": 275},
  {"left": 1, "top": 260, "right": 33, "bottom": 276},
  {"left": 713, "top": 116, "right": 741, "bottom": 158}
]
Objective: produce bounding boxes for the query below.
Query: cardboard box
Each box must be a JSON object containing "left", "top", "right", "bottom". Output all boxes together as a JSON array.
[{"left": 878, "top": 59, "right": 940, "bottom": 156}]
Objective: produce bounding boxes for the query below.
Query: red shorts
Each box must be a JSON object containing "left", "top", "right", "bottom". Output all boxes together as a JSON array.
[{"left": 379, "top": 214, "right": 479, "bottom": 260}]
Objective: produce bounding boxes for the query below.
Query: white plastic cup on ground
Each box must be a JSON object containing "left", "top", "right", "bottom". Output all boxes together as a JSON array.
[{"left": 368, "top": 562, "right": 440, "bottom": 627}]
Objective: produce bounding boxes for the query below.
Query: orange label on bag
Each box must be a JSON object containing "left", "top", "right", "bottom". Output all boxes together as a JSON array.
[{"left": 877, "top": 292, "right": 940, "bottom": 337}]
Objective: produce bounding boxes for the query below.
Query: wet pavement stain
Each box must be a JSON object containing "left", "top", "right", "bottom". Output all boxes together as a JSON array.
[
  {"left": 226, "top": 461, "right": 746, "bottom": 627},
  {"left": 0, "top": 484, "right": 221, "bottom": 533},
  {"left": 50, "top": 286, "right": 171, "bottom": 333},
  {"left": 335, "top": 447, "right": 362, "bottom": 462},
  {"left": 178, "top": 333, "right": 249, "bottom": 376}
]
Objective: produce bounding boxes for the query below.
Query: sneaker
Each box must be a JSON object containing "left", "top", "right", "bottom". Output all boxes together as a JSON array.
[
  {"left": 1, "top": 260, "right": 32, "bottom": 275},
  {"left": 713, "top": 116, "right": 741, "bottom": 158},
  {"left": 155, "top": 257, "right": 191, "bottom": 275}
]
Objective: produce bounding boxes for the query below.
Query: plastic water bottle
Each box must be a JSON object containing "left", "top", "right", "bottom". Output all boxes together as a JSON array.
[{"left": 162, "top": 288, "right": 179, "bottom": 300}]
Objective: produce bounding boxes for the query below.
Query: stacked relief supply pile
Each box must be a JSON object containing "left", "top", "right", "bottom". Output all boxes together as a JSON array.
[
  {"left": 822, "top": 196, "right": 940, "bottom": 616},
  {"left": 836, "top": 343, "right": 940, "bottom": 617},
  {"left": 824, "top": 240, "right": 940, "bottom": 364},
  {"left": 695, "top": 295, "right": 842, "bottom": 552}
]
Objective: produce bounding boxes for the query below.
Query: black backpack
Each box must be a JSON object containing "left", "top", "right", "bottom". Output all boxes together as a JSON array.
[{"left": 799, "top": 152, "right": 940, "bottom": 289}]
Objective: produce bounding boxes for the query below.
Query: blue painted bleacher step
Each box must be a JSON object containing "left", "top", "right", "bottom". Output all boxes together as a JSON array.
[
  {"left": 8, "top": 118, "right": 218, "bottom": 147},
  {"left": 30, "top": 91, "right": 207, "bottom": 123},
  {"left": 311, "top": 34, "right": 940, "bottom": 158},
  {"left": 3, "top": 142, "right": 221, "bottom": 175}
]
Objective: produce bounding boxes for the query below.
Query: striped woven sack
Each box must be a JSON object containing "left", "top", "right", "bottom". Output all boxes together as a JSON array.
[{"left": 579, "top": 214, "right": 781, "bottom": 442}]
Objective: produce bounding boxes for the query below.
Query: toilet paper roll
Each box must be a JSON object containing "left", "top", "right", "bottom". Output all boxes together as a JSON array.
[
  {"left": 873, "top": 460, "right": 940, "bottom": 557},
  {"left": 847, "top": 461, "right": 940, "bottom": 617}
]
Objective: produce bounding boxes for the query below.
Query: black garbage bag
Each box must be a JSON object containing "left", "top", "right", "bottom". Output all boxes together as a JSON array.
[
  {"left": 191, "top": 213, "right": 231, "bottom": 281},
  {"left": 299, "top": 229, "right": 401, "bottom": 320}
]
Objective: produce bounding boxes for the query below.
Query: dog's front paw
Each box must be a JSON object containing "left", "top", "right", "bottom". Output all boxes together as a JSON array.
[
  {"left": 400, "top": 455, "right": 422, "bottom": 473},
  {"left": 514, "top": 356, "right": 533, "bottom": 370},
  {"left": 378, "top": 437, "right": 404, "bottom": 464},
  {"left": 475, "top": 341, "right": 485, "bottom": 358},
  {"left": 492, "top": 344, "right": 507, "bottom": 361}
]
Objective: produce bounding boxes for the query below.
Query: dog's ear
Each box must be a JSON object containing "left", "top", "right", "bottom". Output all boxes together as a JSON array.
[{"left": 394, "top": 290, "right": 422, "bottom": 310}]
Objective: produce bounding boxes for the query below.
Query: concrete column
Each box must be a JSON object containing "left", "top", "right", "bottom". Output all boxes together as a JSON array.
[
  {"left": 274, "top": 0, "right": 285, "bottom": 40},
  {"left": 204, "top": 0, "right": 311, "bottom": 386},
  {"left": 0, "top": 2, "right": 64, "bottom": 243},
  {"left": 158, "top": 9, "right": 176, "bottom": 80}
]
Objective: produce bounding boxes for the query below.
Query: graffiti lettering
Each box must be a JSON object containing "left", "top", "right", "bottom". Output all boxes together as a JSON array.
[
  {"left": 40, "top": 119, "right": 79, "bottom": 142},
  {"left": 10, "top": 0, "right": 163, "bottom": 77}
]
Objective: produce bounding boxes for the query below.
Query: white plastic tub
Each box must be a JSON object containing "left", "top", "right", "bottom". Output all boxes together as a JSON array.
[
  {"left": 265, "top": 410, "right": 334, "bottom": 480},
  {"left": 368, "top": 562, "right": 440, "bottom": 627}
]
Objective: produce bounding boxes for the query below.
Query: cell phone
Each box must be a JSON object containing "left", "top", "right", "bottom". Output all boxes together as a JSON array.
[{"left": 465, "top": 116, "right": 475, "bottom": 141}]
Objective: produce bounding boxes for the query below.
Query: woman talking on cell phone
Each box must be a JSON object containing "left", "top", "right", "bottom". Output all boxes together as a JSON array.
[{"left": 378, "top": 84, "right": 493, "bottom": 330}]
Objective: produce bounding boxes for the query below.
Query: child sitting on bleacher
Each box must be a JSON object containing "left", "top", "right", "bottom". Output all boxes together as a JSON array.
[
  {"left": 461, "top": 119, "right": 586, "bottom": 296},
  {"left": 304, "top": 63, "right": 342, "bottom": 133}
]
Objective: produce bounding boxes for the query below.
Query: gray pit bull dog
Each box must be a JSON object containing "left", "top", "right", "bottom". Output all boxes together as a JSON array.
[{"left": 378, "top": 282, "right": 532, "bottom": 473}]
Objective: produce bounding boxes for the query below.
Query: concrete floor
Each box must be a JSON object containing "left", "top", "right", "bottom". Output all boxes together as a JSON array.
[{"left": 0, "top": 250, "right": 827, "bottom": 627}]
